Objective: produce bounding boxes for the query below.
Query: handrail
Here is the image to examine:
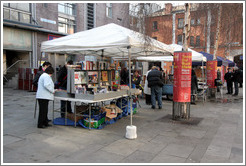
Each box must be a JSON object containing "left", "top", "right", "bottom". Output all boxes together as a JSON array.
[{"left": 3, "top": 60, "right": 27, "bottom": 82}]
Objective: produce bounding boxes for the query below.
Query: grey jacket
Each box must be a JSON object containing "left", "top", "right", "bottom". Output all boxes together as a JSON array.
[{"left": 36, "top": 73, "right": 55, "bottom": 100}]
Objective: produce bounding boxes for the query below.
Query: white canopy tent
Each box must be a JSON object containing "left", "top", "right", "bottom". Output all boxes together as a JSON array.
[
  {"left": 41, "top": 23, "right": 174, "bottom": 137},
  {"left": 41, "top": 23, "right": 173, "bottom": 57}
]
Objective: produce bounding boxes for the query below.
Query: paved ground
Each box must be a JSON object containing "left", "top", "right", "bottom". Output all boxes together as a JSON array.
[{"left": 2, "top": 87, "right": 244, "bottom": 164}]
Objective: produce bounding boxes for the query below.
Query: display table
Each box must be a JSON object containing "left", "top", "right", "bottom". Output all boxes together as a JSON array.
[{"left": 52, "top": 89, "right": 141, "bottom": 129}]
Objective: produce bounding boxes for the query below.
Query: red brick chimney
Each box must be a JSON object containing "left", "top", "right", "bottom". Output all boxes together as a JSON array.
[{"left": 165, "top": 3, "right": 172, "bottom": 14}]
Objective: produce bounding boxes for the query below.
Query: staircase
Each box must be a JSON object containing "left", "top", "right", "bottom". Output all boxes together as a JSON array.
[{"left": 3, "top": 71, "right": 19, "bottom": 89}]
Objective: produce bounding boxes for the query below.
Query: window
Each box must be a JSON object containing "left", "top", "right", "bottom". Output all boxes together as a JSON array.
[
  {"left": 196, "top": 36, "right": 200, "bottom": 47},
  {"left": 58, "top": 3, "right": 75, "bottom": 15},
  {"left": 3, "top": 3, "right": 31, "bottom": 24},
  {"left": 153, "top": 37, "right": 157, "bottom": 40},
  {"left": 197, "top": 18, "right": 201, "bottom": 25},
  {"left": 58, "top": 17, "right": 75, "bottom": 34},
  {"left": 177, "top": 35, "right": 183, "bottom": 45},
  {"left": 178, "top": 18, "right": 184, "bottom": 28},
  {"left": 153, "top": 21, "right": 158, "bottom": 30},
  {"left": 191, "top": 19, "right": 195, "bottom": 25},
  {"left": 190, "top": 36, "right": 194, "bottom": 46},
  {"left": 87, "top": 3, "right": 95, "bottom": 30},
  {"left": 43, "top": 3, "right": 48, "bottom": 8},
  {"left": 106, "top": 3, "right": 112, "bottom": 18}
]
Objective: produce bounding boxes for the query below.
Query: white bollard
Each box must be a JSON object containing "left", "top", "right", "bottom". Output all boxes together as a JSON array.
[{"left": 125, "top": 125, "right": 137, "bottom": 139}]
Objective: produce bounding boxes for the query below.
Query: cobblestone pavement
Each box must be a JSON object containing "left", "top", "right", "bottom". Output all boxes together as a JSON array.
[{"left": 2, "top": 87, "right": 244, "bottom": 164}]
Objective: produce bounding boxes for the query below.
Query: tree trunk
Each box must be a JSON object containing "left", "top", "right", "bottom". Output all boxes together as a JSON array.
[
  {"left": 213, "top": 4, "right": 222, "bottom": 59},
  {"left": 182, "top": 3, "right": 191, "bottom": 51}
]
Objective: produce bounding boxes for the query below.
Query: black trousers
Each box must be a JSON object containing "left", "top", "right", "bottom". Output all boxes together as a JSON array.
[
  {"left": 61, "top": 100, "right": 72, "bottom": 118},
  {"left": 38, "top": 99, "right": 49, "bottom": 127},
  {"left": 227, "top": 81, "right": 233, "bottom": 94}
]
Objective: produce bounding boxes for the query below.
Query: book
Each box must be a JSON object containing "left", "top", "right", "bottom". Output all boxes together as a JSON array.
[
  {"left": 74, "top": 71, "right": 86, "bottom": 84},
  {"left": 102, "top": 71, "right": 108, "bottom": 82}
]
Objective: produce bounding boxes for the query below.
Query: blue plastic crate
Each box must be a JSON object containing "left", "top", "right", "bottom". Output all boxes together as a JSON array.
[
  {"left": 82, "top": 111, "right": 106, "bottom": 121},
  {"left": 53, "top": 117, "right": 79, "bottom": 126}
]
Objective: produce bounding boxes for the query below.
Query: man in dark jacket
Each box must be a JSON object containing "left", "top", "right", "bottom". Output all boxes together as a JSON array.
[
  {"left": 232, "top": 66, "right": 240, "bottom": 96},
  {"left": 57, "top": 60, "right": 73, "bottom": 117},
  {"left": 191, "top": 69, "right": 198, "bottom": 104},
  {"left": 224, "top": 68, "right": 233, "bottom": 94},
  {"left": 147, "top": 66, "right": 164, "bottom": 109}
]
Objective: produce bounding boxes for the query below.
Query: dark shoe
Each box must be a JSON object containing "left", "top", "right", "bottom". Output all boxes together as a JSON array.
[
  {"left": 191, "top": 102, "right": 196, "bottom": 105},
  {"left": 226, "top": 93, "right": 230, "bottom": 94},
  {"left": 159, "top": 106, "right": 162, "bottom": 109},
  {"left": 37, "top": 125, "right": 46, "bottom": 129},
  {"left": 151, "top": 106, "right": 155, "bottom": 109},
  {"left": 47, "top": 119, "right": 52, "bottom": 122}
]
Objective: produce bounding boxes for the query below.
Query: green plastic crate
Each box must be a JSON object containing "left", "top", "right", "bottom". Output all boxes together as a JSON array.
[{"left": 83, "top": 117, "right": 105, "bottom": 128}]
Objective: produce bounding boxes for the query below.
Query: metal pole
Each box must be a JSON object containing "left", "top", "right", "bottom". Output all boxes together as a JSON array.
[
  {"left": 128, "top": 46, "right": 132, "bottom": 126},
  {"left": 89, "top": 104, "right": 91, "bottom": 130}
]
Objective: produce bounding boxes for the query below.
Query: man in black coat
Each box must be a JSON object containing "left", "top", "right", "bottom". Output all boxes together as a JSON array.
[
  {"left": 224, "top": 68, "right": 233, "bottom": 94},
  {"left": 191, "top": 69, "right": 198, "bottom": 104},
  {"left": 232, "top": 66, "right": 240, "bottom": 96},
  {"left": 57, "top": 60, "right": 73, "bottom": 117},
  {"left": 147, "top": 66, "right": 164, "bottom": 109}
]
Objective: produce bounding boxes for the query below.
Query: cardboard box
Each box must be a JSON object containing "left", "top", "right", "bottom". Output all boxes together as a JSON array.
[
  {"left": 102, "top": 104, "right": 123, "bottom": 120},
  {"left": 66, "top": 113, "right": 83, "bottom": 122}
]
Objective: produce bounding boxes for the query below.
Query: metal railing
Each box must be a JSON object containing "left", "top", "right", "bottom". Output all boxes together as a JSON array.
[{"left": 3, "top": 60, "right": 27, "bottom": 82}]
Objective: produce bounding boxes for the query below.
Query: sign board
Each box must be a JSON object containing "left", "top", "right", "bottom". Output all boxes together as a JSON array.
[
  {"left": 206, "top": 60, "right": 217, "bottom": 88},
  {"left": 173, "top": 52, "right": 192, "bottom": 102}
]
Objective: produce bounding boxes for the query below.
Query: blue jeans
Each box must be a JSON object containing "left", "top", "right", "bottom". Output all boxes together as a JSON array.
[
  {"left": 234, "top": 81, "right": 239, "bottom": 95},
  {"left": 151, "top": 86, "right": 162, "bottom": 108}
]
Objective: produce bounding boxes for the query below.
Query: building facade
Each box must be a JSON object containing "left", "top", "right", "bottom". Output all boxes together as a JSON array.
[
  {"left": 3, "top": 3, "right": 129, "bottom": 86},
  {"left": 146, "top": 3, "right": 243, "bottom": 61}
]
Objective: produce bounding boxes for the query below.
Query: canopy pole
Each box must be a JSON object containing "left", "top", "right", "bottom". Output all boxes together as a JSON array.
[
  {"left": 127, "top": 46, "right": 132, "bottom": 126},
  {"left": 125, "top": 46, "right": 137, "bottom": 139}
]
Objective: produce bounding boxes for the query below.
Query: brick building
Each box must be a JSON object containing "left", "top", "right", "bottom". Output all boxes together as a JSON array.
[
  {"left": 146, "top": 3, "right": 243, "bottom": 61},
  {"left": 3, "top": 3, "right": 129, "bottom": 88}
]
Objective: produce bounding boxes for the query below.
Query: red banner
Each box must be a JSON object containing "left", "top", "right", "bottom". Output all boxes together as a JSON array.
[
  {"left": 206, "top": 61, "right": 217, "bottom": 88},
  {"left": 173, "top": 52, "right": 192, "bottom": 102}
]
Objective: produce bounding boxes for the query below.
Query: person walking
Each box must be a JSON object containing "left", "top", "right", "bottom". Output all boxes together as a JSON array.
[
  {"left": 191, "top": 69, "right": 198, "bottom": 104},
  {"left": 224, "top": 68, "right": 233, "bottom": 94},
  {"left": 57, "top": 60, "right": 73, "bottom": 117},
  {"left": 147, "top": 66, "right": 164, "bottom": 109},
  {"left": 232, "top": 66, "right": 240, "bottom": 96},
  {"left": 36, "top": 66, "right": 55, "bottom": 129},
  {"left": 144, "top": 65, "right": 152, "bottom": 105}
]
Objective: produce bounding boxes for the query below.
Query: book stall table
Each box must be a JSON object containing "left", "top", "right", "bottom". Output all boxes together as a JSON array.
[{"left": 52, "top": 89, "right": 141, "bottom": 130}]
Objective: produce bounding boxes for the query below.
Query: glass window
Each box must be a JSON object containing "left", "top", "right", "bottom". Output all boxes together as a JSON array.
[
  {"left": 178, "top": 18, "right": 184, "bottom": 28},
  {"left": 58, "top": 17, "right": 75, "bottom": 34},
  {"left": 197, "top": 18, "right": 201, "bottom": 25},
  {"left": 87, "top": 3, "right": 94, "bottom": 29},
  {"left": 190, "top": 36, "right": 194, "bottom": 46},
  {"left": 58, "top": 3, "right": 74, "bottom": 15},
  {"left": 20, "top": 13, "right": 31, "bottom": 23},
  {"left": 177, "top": 35, "right": 183, "bottom": 45},
  {"left": 196, "top": 36, "right": 200, "bottom": 47},
  {"left": 153, "top": 21, "right": 158, "bottom": 30},
  {"left": 10, "top": 10, "right": 18, "bottom": 21},
  {"left": 191, "top": 19, "right": 195, "bottom": 25},
  {"left": 10, "top": 3, "right": 30, "bottom": 12},
  {"left": 3, "top": 8, "right": 10, "bottom": 19},
  {"left": 3, "top": 3, "right": 9, "bottom": 7},
  {"left": 106, "top": 3, "right": 112, "bottom": 18}
]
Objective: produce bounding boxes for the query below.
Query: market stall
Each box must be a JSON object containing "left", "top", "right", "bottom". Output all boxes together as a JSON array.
[{"left": 41, "top": 23, "right": 173, "bottom": 134}]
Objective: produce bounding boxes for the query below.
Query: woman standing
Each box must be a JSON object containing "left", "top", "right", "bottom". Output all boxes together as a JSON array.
[{"left": 36, "top": 66, "right": 55, "bottom": 128}]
